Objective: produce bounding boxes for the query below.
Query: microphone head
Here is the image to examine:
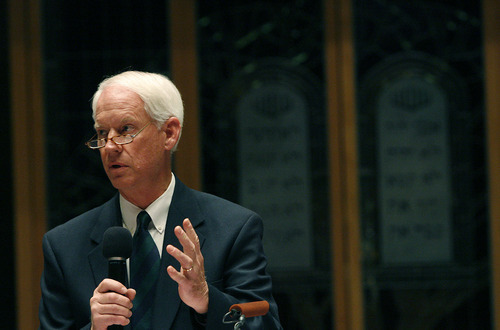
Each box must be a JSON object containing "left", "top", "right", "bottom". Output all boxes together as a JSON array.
[{"left": 102, "top": 226, "right": 133, "bottom": 259}]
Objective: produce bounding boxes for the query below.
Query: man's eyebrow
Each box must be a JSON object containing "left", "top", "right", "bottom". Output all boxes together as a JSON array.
[
  {"left": 93, "top": 117, "right": 136, "bottom": 129},
  {"left": 119, "top": 117, "right": 136, "bottom": 124}
]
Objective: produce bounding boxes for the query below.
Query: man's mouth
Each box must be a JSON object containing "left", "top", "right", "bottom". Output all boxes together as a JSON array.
[{"left": 109, "top": 162, "right": 126, "bottom": 170}]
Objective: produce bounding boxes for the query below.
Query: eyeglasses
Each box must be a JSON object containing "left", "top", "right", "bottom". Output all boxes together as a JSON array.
[{"left": 85, "top": 122, "right": 151, "bottom": 149}]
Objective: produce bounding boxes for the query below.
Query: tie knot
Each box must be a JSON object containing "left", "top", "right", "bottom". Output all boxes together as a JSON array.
[{"left": 136, "top": 211, "right": 152, "bottom": 231}]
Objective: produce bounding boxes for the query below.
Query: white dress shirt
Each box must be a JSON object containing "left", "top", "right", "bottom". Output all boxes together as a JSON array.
[{"left": 119, "top": 173, "right": 176, "bottom": 256}]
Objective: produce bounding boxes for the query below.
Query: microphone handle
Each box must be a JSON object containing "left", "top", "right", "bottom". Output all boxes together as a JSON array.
[
  {"left": 108, "top": 259, "right": 127, "bottom": 329},
  {"left": 108, "top": 258, "right": 128, "bottom": 286}
]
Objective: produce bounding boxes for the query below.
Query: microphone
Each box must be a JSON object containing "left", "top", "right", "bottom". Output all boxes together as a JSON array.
[
  {"left": 102, "top": 227, "right": 133, "bottom": 330},
  {"left": 102, "top": 226, "right": 133, "bottom": 286},
  {"left": 229, "top": 300, "right": 270, "bottom": 318}
]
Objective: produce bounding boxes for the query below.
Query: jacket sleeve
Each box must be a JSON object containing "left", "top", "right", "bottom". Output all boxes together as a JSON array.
[{"left": 203, "top": 214, "right": 282, "bottom": 330}]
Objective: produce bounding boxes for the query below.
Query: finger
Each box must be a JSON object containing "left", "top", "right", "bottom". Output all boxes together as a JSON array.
[
  {"left": 93, "top": 281, "right": 133, "bottom": 309},
  {"left": 181, "top": 220, "right": 204, "bottom": 271},
  {"left": 92, "top": 312, "right": 131, "bottom": 328},
  {"left": 174, "top": 225, "right": 196, "bottom": 257},
  {"left": 167, "top": 265, "right": 188, "bottom": 284},
  {"left": 125, "top": 288, "right": 136, "bottom": 301},
  {"left": 166, "top": 244, "right": 194, "bottom": 271},
  {"left": 166, "top": 264, "right": 196, "bottom": 282},
  {"left": 90, "top": 295, "right": 133, "bottom": 328},
  {"left": 96, "top": 278, "right": 128, "bottom": 295},
  {"left": 93, "top": 291, "right": 134, "bottom": 309},
  {"left": 182, "top": 219, "right": 201, "bottom": 252},
  {"left": 94, "top": 301, "right": 133, "bottom": 317}
]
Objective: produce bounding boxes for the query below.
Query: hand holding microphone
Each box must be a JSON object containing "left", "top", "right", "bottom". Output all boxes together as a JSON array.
[{"left": 90, "top": 227, "right": 135, "bottom": 330}]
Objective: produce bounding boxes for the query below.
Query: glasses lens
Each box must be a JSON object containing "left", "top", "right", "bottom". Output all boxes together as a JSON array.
[
  {"left": 87, "top": 139, "right": 105, "bottom": 149},
  {"left": 113, "top": 135, "right": 133, "bottom": 145}
]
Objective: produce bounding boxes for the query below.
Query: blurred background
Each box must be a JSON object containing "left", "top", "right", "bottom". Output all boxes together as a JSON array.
[{"left": 3, "top": 0, "right": 500, "bottom": 329}]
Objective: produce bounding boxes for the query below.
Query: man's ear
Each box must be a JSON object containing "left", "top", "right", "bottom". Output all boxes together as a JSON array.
[{"left": 162, "top": 117, "right": 181, "bottom": 151}]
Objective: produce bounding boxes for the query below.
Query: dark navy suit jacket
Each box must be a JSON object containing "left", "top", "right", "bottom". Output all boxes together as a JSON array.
[{"left": 39, "top": 179, "right": 282, "bottom": 329}]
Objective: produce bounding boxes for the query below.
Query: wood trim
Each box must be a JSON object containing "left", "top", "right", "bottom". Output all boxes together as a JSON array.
[
  {"left": 483, "top": 0, "right": 500, "bottom": 329},
  {"left": 169, "top": 0, "right": 202, "bottom": 191},
  {"left": 8, "top": 0, "right": 46, "bottom": 328},
  {"left": 324, "top": 0, "right": 363, "bottom": 329}
]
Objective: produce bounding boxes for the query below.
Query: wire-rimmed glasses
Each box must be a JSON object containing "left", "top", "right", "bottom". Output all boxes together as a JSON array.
[{"left": 85, "top": 122, "right": 151, "bottom": 149}]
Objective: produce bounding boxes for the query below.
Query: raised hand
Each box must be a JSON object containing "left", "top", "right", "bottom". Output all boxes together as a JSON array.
[{"left": 166, "top": 218, "right": 209, "bottom": 314}]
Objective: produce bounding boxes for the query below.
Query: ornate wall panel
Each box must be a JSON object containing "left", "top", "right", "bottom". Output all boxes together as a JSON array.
[
  {"left": 354, "top": 1, "right": 489, "bottom": 328},
  {"left": 197, "top": 1, "right": 330, "bottom": 328}
]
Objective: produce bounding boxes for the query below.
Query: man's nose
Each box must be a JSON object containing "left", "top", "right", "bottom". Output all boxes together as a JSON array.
[{"left": 103, "top": 130, "right": 122, "bottom": 151}]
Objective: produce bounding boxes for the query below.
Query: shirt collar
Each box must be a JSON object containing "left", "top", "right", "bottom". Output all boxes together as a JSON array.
[{"left": 120, "top": 173, "right": 176, "bottom": 235}]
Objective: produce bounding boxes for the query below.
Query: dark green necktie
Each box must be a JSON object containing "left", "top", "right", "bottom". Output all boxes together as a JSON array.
[{"left": 130, "top": 211, "right": 160, "bottom": 329}]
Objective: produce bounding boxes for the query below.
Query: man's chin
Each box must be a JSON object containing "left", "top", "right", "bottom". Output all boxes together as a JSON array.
[{"left": 107, "top": 176, "right": 133, "bottom": 191}]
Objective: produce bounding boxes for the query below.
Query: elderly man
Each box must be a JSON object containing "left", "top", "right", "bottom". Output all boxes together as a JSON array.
[{"left": 39, "top": 71, "right": 281, "bottom": 329}]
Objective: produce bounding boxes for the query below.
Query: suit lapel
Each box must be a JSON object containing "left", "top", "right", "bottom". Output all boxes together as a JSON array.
[
  {"left": 153, "top": 179, "right": 206, "bottom": 329},
  {"left": 87, "top": 195, "right": 123, "bottom": 287}
]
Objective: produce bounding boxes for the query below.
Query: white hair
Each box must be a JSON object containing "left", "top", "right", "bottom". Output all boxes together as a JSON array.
[{"left": 91, "top": 71, "right": 184, "bottom": 149}]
